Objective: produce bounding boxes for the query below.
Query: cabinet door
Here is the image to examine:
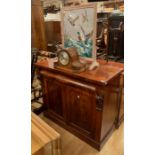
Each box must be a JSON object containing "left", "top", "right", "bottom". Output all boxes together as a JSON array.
[
  {"left": 65, "top": 85, "right": 96, "bottom": 137},
  {"left": 43, "top": 77, "right": 65, "bottom": 120}
]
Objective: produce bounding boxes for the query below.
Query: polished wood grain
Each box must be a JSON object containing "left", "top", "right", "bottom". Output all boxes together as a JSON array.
[
  {"left": 35, "top": 59, "right": 124, "bottom": 150},
  {"left": 65, "top": 84, "right": 96, "bottom": 137},
  {"left": 41, "top": 114, "right": 124, "bottom": 155},
  {"left": 35, "top": 59, "right": 124, "bottom": 86},
  {"left": 31, "top": 112, "right": 61, "bottom": 155},
  {"left": 44, "top": 77, "right": 65, "bottom": 120},
  {"left": 31, "top": 0, "right": 47, "bottom": 50}
]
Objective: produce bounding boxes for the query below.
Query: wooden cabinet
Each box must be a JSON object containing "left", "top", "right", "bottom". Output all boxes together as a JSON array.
[
  {"left": 31, "top": 0, "right": 47, "bottom": 50},
  {"left": 45, "top": 21, "right": 61, "bottom": 45},
  {"left": 35, "top": 59, "right": 124, "bottom": 150}
]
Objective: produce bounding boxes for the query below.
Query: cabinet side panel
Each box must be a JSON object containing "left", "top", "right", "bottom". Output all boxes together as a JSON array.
[
  {"left": 100, "top": 76, "right": 120, "bottom": 141},
  {"left": 117, "top": 73, "right": 124, "bottom": 126}
]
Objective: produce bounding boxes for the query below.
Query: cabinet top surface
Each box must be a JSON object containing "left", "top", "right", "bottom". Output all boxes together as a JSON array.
[{"left": 35, "top": 59, "right": 124, "bottom": 85}]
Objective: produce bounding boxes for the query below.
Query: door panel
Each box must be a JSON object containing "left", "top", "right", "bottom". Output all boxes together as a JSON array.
[
  {"left": 45, "top": 78, "right": 64, "bottom": 120},
  {"left": 65, "top": 85, "right": 96, "bottom": 136}
]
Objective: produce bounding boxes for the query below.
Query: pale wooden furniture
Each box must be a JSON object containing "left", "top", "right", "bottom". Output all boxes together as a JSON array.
[{"left": 31, "top": 112, "right": 61, "bottom": 155}]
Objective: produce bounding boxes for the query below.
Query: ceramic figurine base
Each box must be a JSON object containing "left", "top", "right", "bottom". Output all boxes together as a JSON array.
[{"left": 88, "top": 61, "right": 99, "bottom": 70}]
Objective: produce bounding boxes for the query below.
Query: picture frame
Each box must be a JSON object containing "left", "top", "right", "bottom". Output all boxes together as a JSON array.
[{"left": 61, "top": 3, "right": 97, "bottom": 61}]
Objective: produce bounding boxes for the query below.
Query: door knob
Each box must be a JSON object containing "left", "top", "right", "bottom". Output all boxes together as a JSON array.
[{"left": 77, "top": 95, "right": 80, "bottom": 99}]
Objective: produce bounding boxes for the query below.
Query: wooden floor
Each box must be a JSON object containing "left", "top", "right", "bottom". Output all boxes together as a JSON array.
[{"left": 40, "top": 114, "right": 124, "bottom": 155}]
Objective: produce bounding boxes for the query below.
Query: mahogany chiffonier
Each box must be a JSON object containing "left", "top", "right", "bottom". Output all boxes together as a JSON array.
[{"left": 35, "top": 59, "right": 124, "bottom": 150}]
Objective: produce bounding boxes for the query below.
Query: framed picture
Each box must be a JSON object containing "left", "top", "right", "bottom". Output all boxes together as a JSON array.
[{"left": 61, "top": 3, "right": 97, "bottom": 60}]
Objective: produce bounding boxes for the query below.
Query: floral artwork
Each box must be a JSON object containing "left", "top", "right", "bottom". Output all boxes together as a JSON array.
[{"left": 61, "top": 4, "right": 97, "bottom": 59}]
